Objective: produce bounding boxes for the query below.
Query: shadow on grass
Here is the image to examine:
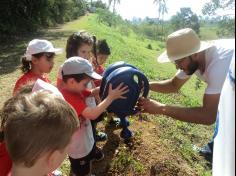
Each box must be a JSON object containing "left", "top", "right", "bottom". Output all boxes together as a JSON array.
[
  {"left": 92, "top": 124, "right": 120, "bottom": 176},
  {"left": 0, "top": 30, "right": 74, "bottom": 75}
]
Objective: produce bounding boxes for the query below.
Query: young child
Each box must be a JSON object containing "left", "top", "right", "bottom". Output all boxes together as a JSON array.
[
  {"left": 57, "top": 31, "right": 107, "bottom": 142},
  {"left": 91, "top": 39, "right": 110, "bottom": 87},
  {"left": 14, "top": 39, "right": 62, "bottom": 95},
  {"left": 60, "top": 57, "right": 128, "bottom": 176},
  {"left": 57, "top": 30, "right": 93, "bottom": 89},
  {"left": 1, "top": 90, "right": 79, "bottom": 176},
  {"left": 0, "top": 39, "right": 62, "bottom": 176},
  {"left": 91, "top": 39, "right": 123, "bottom": 127}
]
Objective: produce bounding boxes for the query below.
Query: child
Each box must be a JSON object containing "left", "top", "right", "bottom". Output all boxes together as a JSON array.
[
  {"left": 14, "top": 39, "right": 62, "bottom": 95},
  {"left": 1, "top": 90, "right": 79, "bottom": 176},
  {"left": 91, "top": 39, "right": 123, "bottom": 127},
  {"left": 0, "top": 39, "right": 62, "bottom": 176},
  {"left": 57, "top": 31, "right": 107, "bottom": 142},
  {"left": 60, "top": 57, "right": 128, "bottom": 176},
  {"left": 91, "top": 39, "right": 110, "bottom": 87},
  {"left": 57, "top": 30, "right": 93, "bottom": 89}
]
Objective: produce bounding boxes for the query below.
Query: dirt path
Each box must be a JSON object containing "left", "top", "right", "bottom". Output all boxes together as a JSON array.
[{"left": 92, "top": 117, "right": 199, "bottom": 176}]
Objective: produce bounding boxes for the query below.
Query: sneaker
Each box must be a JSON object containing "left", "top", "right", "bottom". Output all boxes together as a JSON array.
[
  {"left": 93, "top": 147, "right": 104, "bottom": 162},
  {"left": 95, "top": 132, "right": 108, "bottom": 142},
  {"left": 193, "top": 142, "right": 213, "bottom": 163},
  {"left": 52, "top": 169, "right": 62, "bottom": 176},
  {"left": 109, "top": 117, "right": 122, "bottom": 127},
  {"left": 120, "top": 128, "right": 134, "bottom": 140},
  {"left": 109, "top": 117, "right": 130, "bottom": 127}
]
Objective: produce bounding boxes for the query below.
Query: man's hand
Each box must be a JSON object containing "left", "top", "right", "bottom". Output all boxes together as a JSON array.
[{"left": 138, "top": 97, "right": 165, "bottom": 114}]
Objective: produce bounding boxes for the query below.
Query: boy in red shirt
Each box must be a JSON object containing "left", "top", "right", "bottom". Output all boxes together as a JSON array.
[
  {"left": 1, "top": 91, "right": 79, "bottom": 176},
  {"left": 60, "top": 57, "right": 128, "bottom": 176}
]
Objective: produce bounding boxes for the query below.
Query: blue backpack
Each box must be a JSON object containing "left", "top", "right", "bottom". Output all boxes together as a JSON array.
[{"left": 100, "top": 61, "right": 149, "bottom": 139}]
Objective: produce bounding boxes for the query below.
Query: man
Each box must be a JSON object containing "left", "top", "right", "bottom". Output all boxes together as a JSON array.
[{"left": 139, "top": 28, "right": 235, "bottom": 161}]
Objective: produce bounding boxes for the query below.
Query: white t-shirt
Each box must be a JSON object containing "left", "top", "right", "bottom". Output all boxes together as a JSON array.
[
  {"left": 58, "top": 65, "right": 97, "bottom": 159},
  {"left": 69, "top": 82, "right": 96, "bottom": 159},
  {"left": 213, "top": 54, "right": 235, "bottom": 176},
  {"left": 176, "top": 39, "right": 235, "bottom": 94},
  {"left": 69, "top": 117, "right": 94, "bottom": 159}
]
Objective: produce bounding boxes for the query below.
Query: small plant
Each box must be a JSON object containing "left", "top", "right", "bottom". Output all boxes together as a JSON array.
[
  {"left": 112, "top": 149, "right": 145, "bottom": 174},
  {"left": 147, "top": 44, "right": 153, "bottom": 50}
]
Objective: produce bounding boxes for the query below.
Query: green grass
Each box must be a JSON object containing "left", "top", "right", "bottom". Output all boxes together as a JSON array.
[
  {"left": 0, "top": 14, "right": 215, "bottom": 176},
  {"left": 200, "top": 24, "right": 219, "bottom": 40}
]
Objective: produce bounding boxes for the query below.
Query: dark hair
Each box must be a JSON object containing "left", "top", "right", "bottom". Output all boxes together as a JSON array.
[
  {"left": 20, "top": 53, "right": 45, "bottom": 73},
  {"left": 66, "top": 31, "right": 93, "bottom": 58},
  {"left": 92, "top": 39, "right": 111, "bottom": 65},
  {"left": 96, "top": 39, "right": 111, "bottom": 56},
  {"left": 62, "top": 73, "right": 90, "bottom": 83}
]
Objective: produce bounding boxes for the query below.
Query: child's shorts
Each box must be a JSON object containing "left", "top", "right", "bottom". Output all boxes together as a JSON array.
[{"left": 69, "top": 145, "right": 97, "bottom": 176}]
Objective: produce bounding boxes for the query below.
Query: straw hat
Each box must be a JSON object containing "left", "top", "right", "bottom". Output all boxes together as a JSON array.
[{"left": 158, "top": 28, "right": 213, "bottom": 63}]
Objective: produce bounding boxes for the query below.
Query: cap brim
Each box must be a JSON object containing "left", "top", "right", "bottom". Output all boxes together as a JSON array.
[
  {"left": 87, "top": 72, "right": 102, "bottom": 80},
  {"left": 47, "top": 48, "right": 64, "bottom": 54},
  {"left": 157, "top": 41, "right": 213, "bottom": 63}
]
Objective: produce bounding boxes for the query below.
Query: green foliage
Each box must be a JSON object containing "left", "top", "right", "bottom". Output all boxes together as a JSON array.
[
  {"left": 217, "top": 16, "right": 235, "bottom": 38},
  {"left": 202, "top": 0, "right": 235, "bottom": 38},
  {"left": 202, "top": 0, "right": 235, "bottom": 15},
  {"left": 112, "top": 149, "right": 145, "bottom": 174},
  {"left": 90, "top": 0, "right": 107, "bottom": 10},
  {"left": 147, "top": 44, "right": 153, "bottom": 50},
  {"left": 96, "top": 8, "right": 123, "bottom": 27},
  {"left": 0, "top": 0, "right": 88, "bottom": 37},
  {"left": 171, "top": 8, "right": 200, "bottom": 34}
]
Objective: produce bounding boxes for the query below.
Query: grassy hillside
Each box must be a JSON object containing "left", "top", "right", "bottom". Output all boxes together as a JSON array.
[{"left": 0, "top": 14, "right": 213, "bottom": 175}]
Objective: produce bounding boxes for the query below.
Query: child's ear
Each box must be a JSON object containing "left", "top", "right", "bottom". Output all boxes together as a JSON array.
[
  {"left": 31, "top": 57, "right": 40, "bottom": 65},
  {"left": 67, "top": 78, "right": 75, "bottom": 85},
  {"left": 46, "top": 150, "right": 64, "bottom": 172}
]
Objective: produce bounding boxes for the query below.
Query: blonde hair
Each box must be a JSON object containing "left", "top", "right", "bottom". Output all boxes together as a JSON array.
[{"left": 1, "top": 91, "right": 78, "bottom": 167}]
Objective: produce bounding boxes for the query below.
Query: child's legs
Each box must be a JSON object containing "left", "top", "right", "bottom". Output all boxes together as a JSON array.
[{"left": 69, "top": 157, "right": 92, "bottom": 176}]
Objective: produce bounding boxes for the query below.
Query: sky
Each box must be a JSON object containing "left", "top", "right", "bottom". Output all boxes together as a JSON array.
[{"left": 101, "top": 0, "right": 232, "bottom": 20}]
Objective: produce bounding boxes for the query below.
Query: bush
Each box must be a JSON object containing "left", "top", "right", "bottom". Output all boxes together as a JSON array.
[
  {"left": 147, "top": 44, "right": 153, "bottom": 50},
  {"left": 96, "top": 8, "right": 123, "bottom": 27},
  {"left": 0, "top": 0, "right": 88, "bottom": 38}
]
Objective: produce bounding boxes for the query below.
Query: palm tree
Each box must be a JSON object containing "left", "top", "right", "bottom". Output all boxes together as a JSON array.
[
  {"left": 108, "top": 0, "right": 121, "bottom": 13},
  {"left": 153, "top": 0, "right": 168, "bottom": 40}
]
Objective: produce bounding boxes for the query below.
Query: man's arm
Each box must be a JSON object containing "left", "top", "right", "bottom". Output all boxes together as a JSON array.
[
  {"left": 139, "top": 94, "right": 220, "bottom": 125},
  {"left": 150, "top": 76, "right": 189, "bottom": 93}
]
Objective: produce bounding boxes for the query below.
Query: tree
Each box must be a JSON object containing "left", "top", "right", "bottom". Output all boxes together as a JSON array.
[
  {"left": 0, "top": 0, "right": 88, "bottom": 38},
  {"left": 202, "top": 0, "right": 235, "bottom": 16},
  {"left": 153, "top": 0, "right": 168, "bottom": 40},
  {"left": 202, "top": 0, "right": 235, "bottom": 38},
  {"left": 108, "top": 0, "right": 121, "bottom": 13},
  {"left": 171, "top": 8, "right": 200, "bottom": 34}
]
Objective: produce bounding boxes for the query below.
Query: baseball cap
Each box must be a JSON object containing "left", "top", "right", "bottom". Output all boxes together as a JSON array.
[
  {"left": 25, "top": 39, "right": 63, "bottom": 61},
  {"left": 62, "top": 57, "right": 102, "bottom": 80}
]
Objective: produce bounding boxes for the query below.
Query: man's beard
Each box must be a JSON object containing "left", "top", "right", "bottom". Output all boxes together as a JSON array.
[{"left": 186, "top": 57, "right": 199, "bottom": 75}]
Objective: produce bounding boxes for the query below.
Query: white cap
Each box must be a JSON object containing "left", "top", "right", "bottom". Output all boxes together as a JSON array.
[
  {"left": 62, "top": 57, "right": 102, "bottom": 80},
  {"left": 25, "top": 39, "right": 63, "bottom": 61}
]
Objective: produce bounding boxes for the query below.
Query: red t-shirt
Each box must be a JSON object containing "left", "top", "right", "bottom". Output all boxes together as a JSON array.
[
  {"left": 0, "top": 143, "right": 12, "bottom": 176},
  {"left": 93, "top": 65, "right": 105, "bottom": 87},
  {"left": 60, "top": 89, "right": 91, "bottom": 117},
  {"left": 13, "top": 71, "right": 51, "bottom": 95}
]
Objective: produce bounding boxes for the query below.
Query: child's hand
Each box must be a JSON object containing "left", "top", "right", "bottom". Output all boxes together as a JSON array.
[{"left": 108, "top": 83, "right": 129, "bottom": 101}]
